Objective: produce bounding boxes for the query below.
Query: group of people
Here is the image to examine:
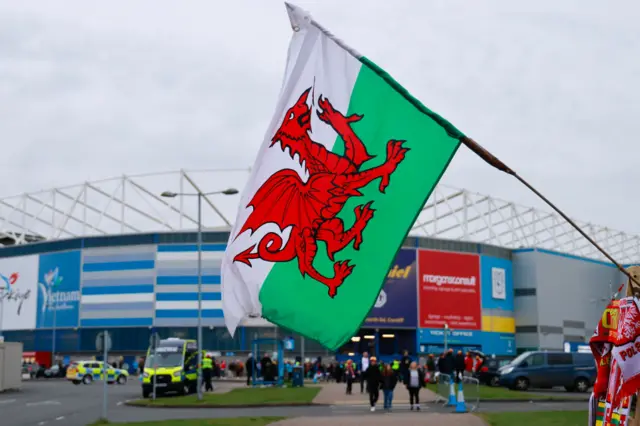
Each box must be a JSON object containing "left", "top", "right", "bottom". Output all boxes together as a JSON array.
[
  {"left": 425, "top": 349, "right": 485, "bottom": 383},
  {"left": 343, "top": 351, "right": 425, "bottom": 412},
  {"left": 339, "top": 349, "right": 486, "bottom": 412}
]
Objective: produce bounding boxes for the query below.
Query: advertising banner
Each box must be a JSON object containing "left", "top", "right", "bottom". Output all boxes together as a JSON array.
[
  {"left": 417, "top": 328, "right": 516, "bottom": 356},
  {"left": 418, "top": 249, "right": 482, "bottom": 330},
  {"left": 0, "top": 255, "right": 38, "bottom": 330},
  {"left": 480, "top": 255, "right": 514, "bottom": 311},
  {"left": 364, "top": 248, "right": 417, "bottom": 328},
  {"left": 37, "top": 250, "right": 81, "bottom": 329}
]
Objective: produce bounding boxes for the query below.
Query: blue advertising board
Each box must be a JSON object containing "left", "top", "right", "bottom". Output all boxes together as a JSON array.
[
  {"left": 37, "top": 250, "right": 81, "bottom": 329},
  {"left": 284, "top": 337, "right": 295, "bottom": 350},
  {"left": 480, "top": 255, "right": 514, "bottom": 311},
  {"left": 364, "top": 248, "right": 417, "bottom": 328},
  {"left": 417, "top": 328, "right": 515, "bottom": 356}
]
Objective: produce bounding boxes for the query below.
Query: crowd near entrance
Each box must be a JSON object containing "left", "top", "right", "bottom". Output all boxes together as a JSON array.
[{"left": 337, "top": 329, "right": 416, "bottom": 362}]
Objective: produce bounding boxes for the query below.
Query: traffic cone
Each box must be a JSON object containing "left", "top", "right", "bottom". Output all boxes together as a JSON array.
[
  {"left": 446, "top": 381, "right": 456, "bottom": 406},
  {"left": 455, "top": 381, "right": 467, "bottom": 413}
]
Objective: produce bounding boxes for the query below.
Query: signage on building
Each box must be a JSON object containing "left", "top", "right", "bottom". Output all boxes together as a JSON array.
[
  {"left": 418, "top": 328, "right": 516, "bottom": 356},
  {"left": 480, "top": 255, "right": 514, "bottom": 312},
  {"left": 284, "top": 337, "right": 295, "bottom": 350},
  {"left": 418, "top": 250, "right": 482, "bottom": 330},
  {"left": 37, "top": 251, "right": 81, "bottom": 329},
  {"left": 0, "top": 255, "right": 39, "bottom": 330},
  {"left": 564, "top": 341, "right": 591, "bottom": 353},
  {"left": 491, "top": 267, "right": 506, "bottom": 300},
  {"left": 364, "top": 249, "right": 417, "bottom": 328}
]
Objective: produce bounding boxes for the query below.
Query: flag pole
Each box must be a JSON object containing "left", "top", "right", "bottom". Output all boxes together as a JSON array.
[
  {"left": 285, "top": 1, "right": 640, "bottom": 290},
  {"left": 460, "top": 136, "right": 639, "bottom": 289}
]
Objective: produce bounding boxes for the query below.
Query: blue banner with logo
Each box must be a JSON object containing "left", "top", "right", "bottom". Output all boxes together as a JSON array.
[
  {"left": 417, "top": 328, "right": 515, "bottom": 356},
  {"left": 480, "top": 255, "right": 514, "bottom": 311},
  {"left": 37, "top": 250, "right": 81, "bottom": 329},
  {"left": 364, "top": 248, "right": 417, "bottom": 328}
]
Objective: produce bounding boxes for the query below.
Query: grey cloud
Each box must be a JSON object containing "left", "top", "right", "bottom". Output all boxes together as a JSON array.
[{"left": 0, "top": 0, "right": 638, "bottom": 234}]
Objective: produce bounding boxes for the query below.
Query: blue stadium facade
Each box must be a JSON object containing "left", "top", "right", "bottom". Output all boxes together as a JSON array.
[{"left": 1, "top": 230, "right": 521, "bottom": 362}]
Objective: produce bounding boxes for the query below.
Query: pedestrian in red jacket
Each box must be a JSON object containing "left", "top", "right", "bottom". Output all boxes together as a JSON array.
[{"left": 464, "top": 352, "right": 474, "bottom": 376}]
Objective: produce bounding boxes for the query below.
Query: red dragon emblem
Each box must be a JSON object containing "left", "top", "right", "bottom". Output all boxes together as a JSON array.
[{"left": 233, "top": 88, "right": 408, "bottom": 298}]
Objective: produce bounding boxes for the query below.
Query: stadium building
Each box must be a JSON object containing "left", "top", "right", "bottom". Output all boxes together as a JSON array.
[{"left": 0, "top": 169, "right": 635, "bottom": 365}]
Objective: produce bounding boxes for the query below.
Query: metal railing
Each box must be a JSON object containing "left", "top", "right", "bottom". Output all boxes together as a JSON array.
[
  {"left": 461, "top": 375, "right": 480, "bottom": 412},
  {"left": 433, "top": 372, "right": 480, "bottom": 412},
  {"left": 434, "top": 372, "right": 452, "bottom": 404}
]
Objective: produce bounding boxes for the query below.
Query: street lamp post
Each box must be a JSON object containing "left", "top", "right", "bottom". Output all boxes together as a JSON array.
[
  {"left": 443, "top": 323, "right": 451, "bottom": 353},
  {"left": 52, "top": 300, "right": 57, "bottom": 367},
  {"left": 0, "top": 296, "right": 4, "bottom": 342},
  {"left": 161, "top": 187, "right": 238, "bottom": 401}
]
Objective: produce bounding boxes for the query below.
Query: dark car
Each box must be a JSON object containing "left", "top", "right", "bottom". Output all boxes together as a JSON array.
[
  {"left": 498, "top": 351, "right": 596, "bottom": 392},
  {"left": 44, "top": 364, "right": 67, "bottom": 378},
  {"left": 476, "top": 356, "right": 514, "bottom": 386}
]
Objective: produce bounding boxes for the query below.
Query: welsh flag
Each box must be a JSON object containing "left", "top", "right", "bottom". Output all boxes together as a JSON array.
[{"left": 222, "top": 3, "right": 464, "bottom": 349}]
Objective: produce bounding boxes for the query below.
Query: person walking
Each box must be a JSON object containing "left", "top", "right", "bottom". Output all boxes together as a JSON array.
[
  {"left": 426, "top": 354, "right": 436, "bottom": 384},
  {"left": 202, "top": 354, "right": 214, "bottom": 392},
  {"left": 464, "top": 352, "right": 474, "bottom": 377},
  {"left": 261, "top": 353, "right": 274, "bottom": 384},
  {"left": 404, "top": 361, "right": 425, "bottom": 411},
  {"left": 437, "top": 353, "right": 446, "bottom": 374},
  {"left": 246, "top": 353, "right": 255, "bottom": 386},
  {"left": 381, "top": 364, "right": 398, "bottom": 412},
  {"left": 399, "top": 350, "right": 411, "bottom": 383},
  {"left": 444, "top": 349, "right": 455, "bottom": 377},
  {"left": 454, "top": 350, "right": 465, "bottom": 383},
  {"left": 365, "top": 356, "right": 382, "bottom": 412},
  {"left": 360, "top": 352, "right": 370, "bottom": 393},
  {"left": 345, "top": 360, "right": 356, "bottom": 395}
]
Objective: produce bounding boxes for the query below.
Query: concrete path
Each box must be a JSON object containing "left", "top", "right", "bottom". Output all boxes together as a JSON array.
[
  {"left": 312, "top": 382, "right": 438, "bottom": 405},
  {"left": 272, "top": 412, "right": 487, "bottom": 425}
]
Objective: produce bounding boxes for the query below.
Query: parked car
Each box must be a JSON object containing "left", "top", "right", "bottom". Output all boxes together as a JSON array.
[
  {"left": 476, "top": 356, "right": 514, "bottom": 386},
  {"left": 498, "top": 351, "right": 596, "bottom": 392},
  {"left": 66, "top": 360, "right": 129, "bottom": 385},
  {"left": 34, "top": 365, "right": 47, "bottom": 379},
  {"left": 44, "top": 364, "right": 67, "bottom": 378}
]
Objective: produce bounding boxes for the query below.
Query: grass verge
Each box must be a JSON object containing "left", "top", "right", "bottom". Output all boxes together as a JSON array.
[
  {"left": 129, "top": 387, "right": 320, "bottom": 407},
  {"left": 477, "top": 385, "right": 586, "bottom": 400},
  {"left": 479, "top": 411, "right": 587, "bottom": 426},
  {"left": 87, "top": 417, "right": 285, "bottom": 426}
]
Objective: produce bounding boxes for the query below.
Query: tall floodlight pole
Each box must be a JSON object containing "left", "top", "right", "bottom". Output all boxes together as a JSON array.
[
  {"left": 161, "top": 187, "right": 238, "bottom": 401},
  {"left": 196, "top": 192, "right": 203, "bottom": 400}
]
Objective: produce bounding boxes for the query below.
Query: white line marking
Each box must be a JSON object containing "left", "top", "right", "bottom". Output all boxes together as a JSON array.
[
  {"left": 117, "top": 401, "right": 123, "bottom": 406},
  {"left": 0, "top": 399, "right": 16, "bottom": 405},
  {"left": 26, "top": 400, "right": 60, "bottom": 406},
  {"left": 55, "top": 416, "right": 65, "bottom": 421},
  {"left": 38, "top": 422, "right": 46, "bottom": 425}
]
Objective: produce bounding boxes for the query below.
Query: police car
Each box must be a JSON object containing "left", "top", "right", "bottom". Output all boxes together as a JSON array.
[{"left": 66, "top": 360, "right": 129, "bottom": 385}]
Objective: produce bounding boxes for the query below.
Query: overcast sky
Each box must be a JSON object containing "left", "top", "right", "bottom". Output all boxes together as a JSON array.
[{"left": 1, "top": 0, "right": 639, "bottom": 233}]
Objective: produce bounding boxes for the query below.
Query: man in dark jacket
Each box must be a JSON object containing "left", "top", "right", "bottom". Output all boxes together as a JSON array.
[
  {"left": 443, "top": 349, "right": 455, "bottom": 377},
  {"left": 437, "top": 353, "right": 446, "bottom": 373},
  {"left": 261, "top": 353, "right": 274, "bottom": 383},
  {"left": 426, "top": 354, "right": 436, "bottom": 384},
  {"left": 454, "top": 350, "right": 465, "bottom": 383},
  {"left": 365, "top": 357, "right": 383, "bottom": 412},
  {"left": 399, "top": 350, "right": 411, "bottom": 383},
  {"left": 246, "top": 353, "right": 255, "bottom": 386}
]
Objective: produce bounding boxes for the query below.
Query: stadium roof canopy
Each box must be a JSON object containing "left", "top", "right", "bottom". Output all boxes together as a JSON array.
[{"left": 0, "top": 168, "right": 638, "bottom": 264}]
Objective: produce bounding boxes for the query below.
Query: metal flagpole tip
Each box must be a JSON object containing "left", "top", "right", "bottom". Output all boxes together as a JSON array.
[{"left": 285, "top": 2, "right": 310, "bottom": 32}]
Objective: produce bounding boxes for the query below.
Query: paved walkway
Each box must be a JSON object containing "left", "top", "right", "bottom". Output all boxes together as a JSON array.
[
  {"left": 312, "top": 382, "right": 438, "bottom": 405},
  {"left": 272, "top": 412, "right": 486, "bottom": 425}
]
